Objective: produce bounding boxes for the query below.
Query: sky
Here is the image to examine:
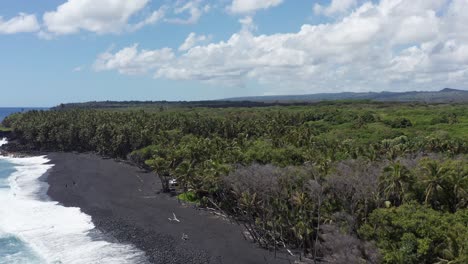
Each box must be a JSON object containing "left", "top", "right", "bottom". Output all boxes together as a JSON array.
[{"left": 0, "top": 0, "right": 467, "bottom": 107}]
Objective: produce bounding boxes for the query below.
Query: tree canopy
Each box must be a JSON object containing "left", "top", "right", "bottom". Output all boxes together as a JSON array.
[{"left": 3, "top": 102, "right": 467, "bottom": 263}]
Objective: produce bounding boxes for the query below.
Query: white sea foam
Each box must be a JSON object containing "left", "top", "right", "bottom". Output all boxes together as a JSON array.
[
  {"left": 0, "top": 138, "right": 6, "bottom": 147},
  {"left": 0, "top": 149, "right": 147, "bottom": 264}
]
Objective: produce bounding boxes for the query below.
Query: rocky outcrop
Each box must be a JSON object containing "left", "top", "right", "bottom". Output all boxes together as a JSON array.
[{"left": 0, "top": 131, "right": 12, "bottom": 139}]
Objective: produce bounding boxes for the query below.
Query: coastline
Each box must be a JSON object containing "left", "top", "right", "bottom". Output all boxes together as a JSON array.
[
  {"left": 45, "top": 152, "right": 290, "bottom": 264},
  {"left": 0, "top": 150, "right": 146, "bottom": 263}
]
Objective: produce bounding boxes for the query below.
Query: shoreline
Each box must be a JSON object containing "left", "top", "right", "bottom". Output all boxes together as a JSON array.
[
  {"left": 44, "top": 152, "right": 291, "bottom": 264},
  {"left": 0, "top": 153, "right": 146, "bottom": 263}
]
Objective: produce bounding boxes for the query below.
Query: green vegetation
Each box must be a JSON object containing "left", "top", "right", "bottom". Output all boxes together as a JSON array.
[
  {"left": 178, "top": 191, "right": 200, "bottom": 204},
  {"left": 51, "top": 88, "right": 468, "bottom": 107},
  {"left": 360, "top": 203, "right": 467, "bottom": 264},
  {"left": 0, "top": 125, "right": 12, "bottom": 132},
  {"left": 2, "top": 102, "right": 467, "bottom": 263}
]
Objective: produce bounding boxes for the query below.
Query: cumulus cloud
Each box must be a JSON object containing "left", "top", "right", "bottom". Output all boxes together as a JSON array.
[
  {"left": 0, "top": 13, "right": 40, "bottom": 34},
  {"left": 41, "top": 0, "right": 212, "bottom": 35},
  {"left": 95, "top": 0, "right": 468, "bottom": 93},
  {"left": 314, "top": 0, "right": 358, "bottom": 17},
  {"left": 94, "top": 44, "right": 174, "bottom": 75},
  {"left": 5, "top": 0, "right": 211, "bottom": 37},
  {"left": 229, "top": 0, "right": 283, "bottom": 14},
  {"left": 43, "top": 0, "right": 151, "bottom": 34}
]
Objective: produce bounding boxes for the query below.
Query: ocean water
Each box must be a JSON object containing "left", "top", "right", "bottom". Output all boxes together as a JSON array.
[
  {"left": 0, "top": 139, "right": 147, "bottom": 264},
  {"left": 0, "top": 108, "right": 48, "bottom": 123}
]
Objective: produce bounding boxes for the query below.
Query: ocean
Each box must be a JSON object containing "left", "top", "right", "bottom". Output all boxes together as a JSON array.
[
  {"left": 0, "top": 108, "right": 49, "bottom": 123},
  {"left": 0, "top": 139, "right": 147, "bottom": 263},
  {"left": 0, "top": 150, "right": 43, "bottom": 263}
]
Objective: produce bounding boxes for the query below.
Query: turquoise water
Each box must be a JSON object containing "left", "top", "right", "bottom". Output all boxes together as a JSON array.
[
  {"left": 0, "top": 159, "right": 43, "bottom": 264},
  {"left": 0, "top": 149, "right": 146, "bottom": 263}
]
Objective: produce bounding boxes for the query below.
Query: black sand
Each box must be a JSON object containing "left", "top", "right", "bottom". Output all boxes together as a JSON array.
[{"left": 46, "top": 153, "right": 291, "bottom": 264}]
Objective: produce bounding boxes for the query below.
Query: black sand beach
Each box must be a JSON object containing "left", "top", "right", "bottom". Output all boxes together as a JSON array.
[{"left": 45, "top": 153, "right": 291, "bottom": 264}]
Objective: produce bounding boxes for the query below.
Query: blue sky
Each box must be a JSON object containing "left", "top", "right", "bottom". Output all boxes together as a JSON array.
[{"left": 0, "top": 0, "right": 467, "bottom": 107}]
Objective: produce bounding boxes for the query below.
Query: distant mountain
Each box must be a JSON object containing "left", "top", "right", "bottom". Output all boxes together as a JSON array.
[
  {"left": 52, "top": 100, "right": 295, "bottom": 110},
  {"left": 53, "top": 88, "right": 467, "bottom": 111},
  {"left": 224, "top": 88, "right": 468, "bottom": 103}
]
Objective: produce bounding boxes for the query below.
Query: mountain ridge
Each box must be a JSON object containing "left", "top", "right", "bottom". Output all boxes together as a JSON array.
[
  {"left": 50, "top": 88, "right": 468, "bottom": 110},
  {"left": 223, "top": 88, "right": 468, "bottom": 103}
]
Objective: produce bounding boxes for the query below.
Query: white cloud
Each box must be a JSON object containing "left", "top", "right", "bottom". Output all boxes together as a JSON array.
[
  {"left": 95, "top": 0, "right": 468, "bottom": 93},
  {"left": 239, "top": 16, "right": 257, "bottom": 32},
  {"left": 130, "top": 6, "right": 167, "bottom": 31},
  {"left": 166, "top": 0, "right": 210, "bottom": 25},
  {"left": 179, "top": 32, "right": 209, "bottom": 51},
  {"left": 43, "top": 0, "right": 150, "bottom": 34},
  {"left": 229, "top": 0, "right": 283, "bottom": 14},
  {"left": 444, "top": 0, "right": 468, "bottom": 40},
  {"left": 0, "top": 13, "right": 40, "bottom": 34},
  {"left": 94, "top": 44, "right": 174, "bottom": 75},
  {"left": 392, "top": 11, "right": 439, "bottom": 44},
  {"left": 5, "top": 0, "right": 210, "bottom": 37},
  {"left": 41, "top": 0, "right": 212, "bottom": 35},
  {"left": 314, "top": 0, "right": 358, "bottom": 17}
]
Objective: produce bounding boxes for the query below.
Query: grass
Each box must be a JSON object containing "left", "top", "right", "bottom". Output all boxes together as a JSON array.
[{"left": 177, "top": 191, "right": 200, "bottom": 205}]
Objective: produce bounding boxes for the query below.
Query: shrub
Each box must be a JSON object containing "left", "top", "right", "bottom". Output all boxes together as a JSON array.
[{"left": 359, "top": 203, "right": 468, "bottom": 264}]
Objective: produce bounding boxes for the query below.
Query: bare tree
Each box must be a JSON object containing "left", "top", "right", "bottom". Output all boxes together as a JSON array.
[
  {"left": 327, "top": 159, "right": 385, "bottom": 226},
  {"left": 319, "top": 224, "right": 380, "bottom": 264}
]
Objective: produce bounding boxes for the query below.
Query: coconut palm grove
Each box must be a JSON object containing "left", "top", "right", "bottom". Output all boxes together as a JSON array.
[{"left": 2, "top": 101, "right": 467, "bottom": 263}]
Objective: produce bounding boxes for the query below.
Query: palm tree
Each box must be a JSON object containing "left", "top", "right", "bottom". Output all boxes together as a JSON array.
[
  {"left": 364, "top": 144, "right": 378, "bottom": 162},
  {"left": 290, "top": 191, "right": 313, "bottom": 256},
  {"left": 175, "top": 160, "right": 194, "bottom": 193},
  {"left": 380, "top": 162, "right": 413, "bottom": 206},
  {"left": 421, "top": 160, "right": 449, "bottom": 207},
  {"left": 444, "top": 161, "right": 468, "bottom": 212},
  {"left": 435, "top": 232, "right": 467, "bottom": 264},
  {"left": 146, "top": 156, "right": 172, "bottom": 192}
]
